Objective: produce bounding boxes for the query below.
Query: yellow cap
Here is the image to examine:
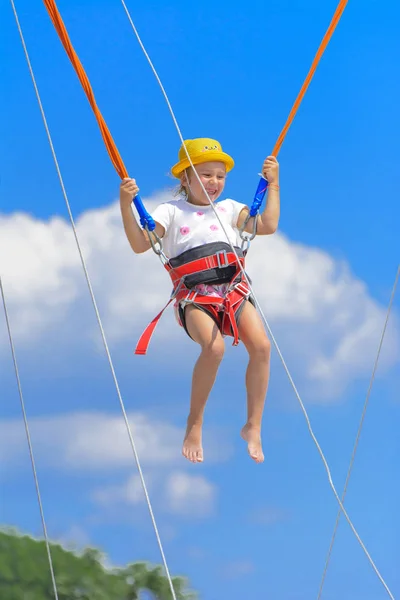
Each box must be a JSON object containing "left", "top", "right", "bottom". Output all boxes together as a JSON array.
[{"left": 171, "top": 138, "right": 235, "bottom": 178}]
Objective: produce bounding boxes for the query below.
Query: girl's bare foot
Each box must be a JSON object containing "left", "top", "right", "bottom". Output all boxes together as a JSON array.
[
  {"left": 182, "top": 421, "right": 204, "bottom": 463},
  {"left": 241, "top": 423, "right": 264, "bottom": 463}
]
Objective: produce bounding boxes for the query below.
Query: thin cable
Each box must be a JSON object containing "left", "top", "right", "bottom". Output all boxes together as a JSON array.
[
  {"left": 0, "top": 277, "right": 59, "bottom": 600},
  {"left": 119, "top": 0, "right": 348, "bottom": 161},
  {"left": 118, "top": 2, "right": 395, "bottom": 597},
  {"left": 316, "top": 264, "right": 400, "bottom": 600},
  {"left": 12, "top": 0, "right": 394, "bottom": 594},
  {"left": 9, "top": 3, "right": 177, "bottom": 598}
]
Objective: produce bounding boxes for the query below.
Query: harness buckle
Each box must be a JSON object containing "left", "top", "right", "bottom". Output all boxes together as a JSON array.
[
  {"left": 185, "top": 290, "right": 198, "bottom": 303},
  {"left": 216, "top": 250, "right": 228, "bottom": 268},
  {"left": 233, "top": 281, "right": 250, "bottom": 298}
]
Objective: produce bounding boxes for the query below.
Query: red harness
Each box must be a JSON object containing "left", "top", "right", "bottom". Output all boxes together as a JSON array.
[{"left": 135, "top": 243, "right": 251, "bottom": 355}]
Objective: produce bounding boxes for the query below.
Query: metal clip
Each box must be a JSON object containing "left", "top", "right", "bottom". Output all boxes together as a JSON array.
[
  {"left": 234, "top": 281, "right": 250, "bottom": 297},
  {"left": 239, "top": 212, "right": 258, "bottom": 249},
  {"left": 216, "top": 250, "right": 228, "bottom": 268},
  {"left": 147, "top": 227, "right": 168, "bottom": 265},
  {"left": 185, "top": 290, "right": 198, "bottom": 303}
]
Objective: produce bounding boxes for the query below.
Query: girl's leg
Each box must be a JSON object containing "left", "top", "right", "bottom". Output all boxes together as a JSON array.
[
  {"left": 182, "top": 304, "right": 225, "bottom": 463},
  {"left": 237, "top": 301, "right": 271, "bottom": 463}
]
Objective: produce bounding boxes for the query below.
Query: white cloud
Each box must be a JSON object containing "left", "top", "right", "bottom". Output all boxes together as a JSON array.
[
  {"left": 92, "top": 474, "right": 149, "bottom": 507},
  {"left": 0, "top": 411, "right": 184, "bottom": 472},
  {"left": 222, "top": 560, "right": 255, "bottom": 579},
  {"left": 248, "top": 505, "right": 289, "bottom": 526},
  {"left": 91, "top": 470, "right": 217, "bottom": 519},
  {"left": 55, "top": 525, "right": 92, "bottom": 552},
  {"left": 0, "top": 410, "right": 221, "bottom": 519},
  {"left": 0, "top": 411, "right": 229, "bottom": 472},
  {"left": 187, "top": 546, "right": 207, "bottom": 560},
  {"left": 165, "top": 471, "right": 216, "bottom": 517},
  {"left": 0, "top": 192, "right": 398, "bottom": 400},
  {"left": 244, "top": 234, "right": 399, "bottom": 398},
  {"left": 0, "top": 211, "right": 80, "bottom": 340}
]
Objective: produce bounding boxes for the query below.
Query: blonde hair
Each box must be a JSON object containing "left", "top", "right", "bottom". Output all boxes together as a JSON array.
[
  {"left": 173, "top": 168, "right": 190, "bottom": 199},
  {"left": 174, "top": 182, "right": 188, "bottom": 198}
]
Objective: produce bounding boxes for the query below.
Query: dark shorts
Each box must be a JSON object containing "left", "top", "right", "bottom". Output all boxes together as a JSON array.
[{"left": 177, "top": 295, "right": 255, "bottom": 342}]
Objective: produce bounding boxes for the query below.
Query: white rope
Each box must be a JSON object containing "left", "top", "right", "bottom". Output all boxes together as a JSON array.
[
  {"left": 118, "top": 2, "right": 395, "bottom": 597},
  {"left": 317, "top": 264, "right": 400, "bottom": 599},
  {"left": 9, "top": 3, "right": 177, "bottom": 599},
  {"left": 0, "top": 277, "right": 59, "bottom": 600}
]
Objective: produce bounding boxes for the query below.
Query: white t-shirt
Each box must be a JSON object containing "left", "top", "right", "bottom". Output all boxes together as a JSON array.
[{"left": 151, "top": 197, "right": 246, "bottom": 259}]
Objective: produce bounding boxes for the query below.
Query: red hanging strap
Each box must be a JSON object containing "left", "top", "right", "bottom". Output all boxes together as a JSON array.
[{"left": 134, "top": 298, "right": 175, "bottom": 355}]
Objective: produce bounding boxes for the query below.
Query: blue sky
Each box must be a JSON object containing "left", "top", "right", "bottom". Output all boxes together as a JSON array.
[{"left": 1, "top": 0, "right": 399, "bottom": 599}]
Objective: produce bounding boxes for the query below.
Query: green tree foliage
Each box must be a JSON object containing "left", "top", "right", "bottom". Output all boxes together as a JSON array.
[{"left": 0, "top": 529, "right": 196, "bottom": 599}]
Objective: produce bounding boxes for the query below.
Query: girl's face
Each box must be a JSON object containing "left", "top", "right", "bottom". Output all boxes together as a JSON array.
[{"left": 182, "top": 161, "right": 226, "bottom": 205}]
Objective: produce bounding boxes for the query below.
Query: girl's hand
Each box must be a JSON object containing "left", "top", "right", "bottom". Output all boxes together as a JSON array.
[
  {"left": 262, "top": 156, "right": 279, "bottom": 184},
  {"left": 120, "top": 177, "right": 139, "bottom": 207}
]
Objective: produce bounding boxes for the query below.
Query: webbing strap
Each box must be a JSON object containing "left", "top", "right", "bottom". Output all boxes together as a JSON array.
[
  {"left": 135, "top": 281, "right": 250, "bottom": 355},
  {"left": 222, "top": 296, "right": 240, "bottom": 345},
  {"left": 169, "top": 253, "right": 244, "bottom": 285},
  {"left": 134, "top": 298, "right": 175, "bottom": 355}
]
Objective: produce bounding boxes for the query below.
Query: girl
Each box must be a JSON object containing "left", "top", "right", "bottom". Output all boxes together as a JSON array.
[{"left": 119, "top": 138, "right": 280, "bottom": 464}]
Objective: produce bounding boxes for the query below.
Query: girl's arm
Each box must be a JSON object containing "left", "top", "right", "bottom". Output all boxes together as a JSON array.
[
  {"left": 237, "top": 155, "right": 280, "bottom": 235},
  {"left": 120, "top": 178, "right": 165, "bottom": 254}
]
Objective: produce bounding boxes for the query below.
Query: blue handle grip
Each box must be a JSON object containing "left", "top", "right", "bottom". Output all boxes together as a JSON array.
[
  {"left": 249, "top": 177, "right": 269, "bottom": 217},
  {"left": 133, "top": 194, "right": 156, "bottom": 231}
]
